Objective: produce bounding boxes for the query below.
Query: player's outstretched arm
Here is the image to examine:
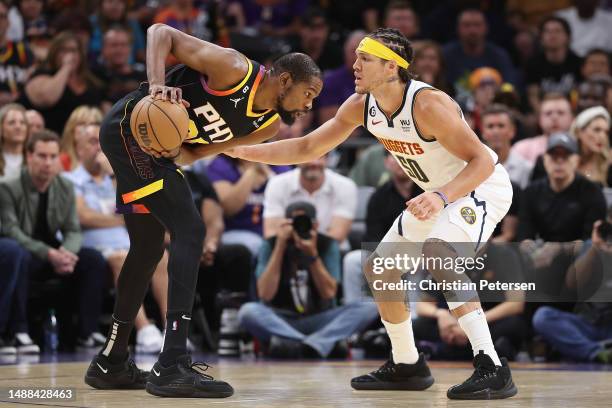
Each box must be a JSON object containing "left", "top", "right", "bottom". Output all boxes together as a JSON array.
[
  {"left": 416, "top": 89, "right": 496, "bottom": 203},
  {"left": 146, "top": 24, "right": 247, "bottom": 102},
  {"left": 227, "top": 94, "right": 365, "bottom": 165}
]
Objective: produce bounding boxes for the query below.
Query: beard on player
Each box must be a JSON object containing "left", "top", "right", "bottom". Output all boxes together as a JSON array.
[{"left": 275, "top": 91, "right": 308, "bottom": 126}]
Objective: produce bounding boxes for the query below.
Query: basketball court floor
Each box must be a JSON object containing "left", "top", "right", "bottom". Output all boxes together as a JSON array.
[{"left": 1, "top": 352, "right": 611, "bottom": 407}]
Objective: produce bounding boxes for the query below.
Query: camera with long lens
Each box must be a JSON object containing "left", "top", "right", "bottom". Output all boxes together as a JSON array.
[{"left": 292, "top": 214, "right": 313, "bottom": 239}]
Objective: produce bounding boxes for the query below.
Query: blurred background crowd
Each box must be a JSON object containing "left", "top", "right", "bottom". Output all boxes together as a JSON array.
[{"left": 0, "top": 0, "right": 611, "bottom": 365}]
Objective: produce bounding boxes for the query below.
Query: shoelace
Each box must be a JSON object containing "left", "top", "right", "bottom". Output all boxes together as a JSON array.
[
  {"left": 191, "top": 361, "right": 214, "bottom": 380},
  {"left": 374, "top": 360, "right": 396, "bottom": 376}
]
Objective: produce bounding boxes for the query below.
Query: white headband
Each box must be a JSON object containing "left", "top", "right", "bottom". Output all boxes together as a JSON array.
[{"left": 570, "top": 106, "right": 610, "bottom": 138}]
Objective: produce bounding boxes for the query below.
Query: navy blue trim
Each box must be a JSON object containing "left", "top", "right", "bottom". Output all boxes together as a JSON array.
[
  {"left": 411, "top": 86, "right": 437, "bottom": 143},
  {"left": 470, "top": 191, "right": 487, "bottom": 251},
  {"left": 363, "top": 93, "right": 370, "bottom": 131},
  {"left": 397, "top": 211, "right": 404, "bottom": 236},
  {"left": 374, "top": 80, "right": 410, "bottom": 127}
]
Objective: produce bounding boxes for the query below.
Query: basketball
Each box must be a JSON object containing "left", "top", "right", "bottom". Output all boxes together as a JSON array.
[{"left": 129, "top": 95, "right": 189, "bottom": 153}]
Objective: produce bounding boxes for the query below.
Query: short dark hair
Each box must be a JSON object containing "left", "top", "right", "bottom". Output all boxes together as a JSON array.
[
  {"left": 26, "top": 130, "right": 60, "bottom": 153},
  {"left": 271, "top": 53, "right": 322, "bottom": 83},
  {"left": 542, "top": 91, "right": 570, "bottom": 104},
  {"left": 539, "top": 16, "right": 571, "bottom": 38},
  {"left": 584, "top": 48, "right": 611, "bottom": 64},
  {"left": 481, "top": 103, "right": 515, "bottom": 125},
  {"left": 384, "top": 0, "right": 416, "bottom": 20},
  {"left": 367, "top": 27, "right": 414, "bottom": 83},
  {"left": 300, "top": 7, "right": 328, "bottom": 27}
]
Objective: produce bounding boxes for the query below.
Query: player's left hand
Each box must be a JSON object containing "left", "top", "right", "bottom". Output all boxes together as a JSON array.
[{"left": 406, "top": 192, "right": 445, "bottom": 221}]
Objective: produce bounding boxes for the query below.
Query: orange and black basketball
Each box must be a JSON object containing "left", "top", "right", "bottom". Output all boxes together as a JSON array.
[{"left": 129, "top": 96, "right": 189, "bottom": 153}]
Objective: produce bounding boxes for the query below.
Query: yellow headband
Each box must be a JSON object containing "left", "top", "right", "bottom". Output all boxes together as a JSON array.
[{"left": 357, "top": 37, "right": 409, "bottom": 69}]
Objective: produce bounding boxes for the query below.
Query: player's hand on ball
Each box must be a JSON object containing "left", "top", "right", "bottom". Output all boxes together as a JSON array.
[
  {"left": 406, "top": 192, "right": 445, "bottom": 220},
  {"left": 149, "top": 84, "right": 190, "bottom": 107}
]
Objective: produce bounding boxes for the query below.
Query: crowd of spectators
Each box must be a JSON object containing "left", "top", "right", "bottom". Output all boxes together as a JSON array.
[{"left": 0, "top": 0, "right": 611, "bottom": 364}]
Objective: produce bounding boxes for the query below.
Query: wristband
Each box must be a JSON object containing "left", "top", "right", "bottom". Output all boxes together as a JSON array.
[
  {"left": 305, "top": 255, "right": 319, "bottom": 265},
  {"left": 433, "top": 191, "right": 449, "bottom": 208}
]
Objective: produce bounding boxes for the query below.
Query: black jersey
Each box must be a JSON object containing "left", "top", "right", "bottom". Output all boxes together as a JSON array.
[{"left": 164, "top": 58, "right": 279, "bottom": 146}]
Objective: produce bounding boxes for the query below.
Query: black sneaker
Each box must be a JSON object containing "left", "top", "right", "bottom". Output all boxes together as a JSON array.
[
  {"left": 146, "top": 355, "right": 233, "bottom": 398},
  {"left": 447, "top": 351, "right": 518, "bottom": 400},
  {"left": 84, "top": 353, "right": 149, "bottom": 389},
  {"left": 351, "top": 353, "right": 434, "bottom": 391}
]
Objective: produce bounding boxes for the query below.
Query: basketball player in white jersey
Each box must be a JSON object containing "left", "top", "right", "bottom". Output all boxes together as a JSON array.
[{"left": 227, "top": 28, "right": 517, "bottom": 400}]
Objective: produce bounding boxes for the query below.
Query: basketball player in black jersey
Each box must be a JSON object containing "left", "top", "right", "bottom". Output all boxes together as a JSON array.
[{"left": 84, "top": 23, "right": 322, "bottom": 398}]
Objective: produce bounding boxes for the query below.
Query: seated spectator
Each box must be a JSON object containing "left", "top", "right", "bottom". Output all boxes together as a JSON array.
[
  {"left": 316, "top": 30, "right": 366, "bottom": 126},
  {"left": 0, "top": 130, "right": 108, "bottom": 349},
  {"left": 60, "top": 106, "right": 103, "bottom": 171},
  {"left": 518, "top": 132, "right": 607, "bottom": 242},
  {"left": 576, "top": 79, "right": 608, "bottom": 113},
  {"left": 511, "top": 93, "right": 574, "bottom": 165},
  {"left": 23, "top": 31, "right": 104, "bottom": 134},
  {"left": 465, "top": 67, "right": 503, "bottom": 133},
  {"left": 64, "top": 123, "right": 169, "bottom": 354},
  {"left": 0, "top": 0, "right": 35, "bottom": 106},
  {"left": 0, "top": 103, "right": 28, "bottom": 181},
  {"left": 182, "top": 165, "right": 253, "bottom": 356},
  {"left": 581, "top": 49, "right": 611, "bottom": 80},
  {"left": 571, "top": 106, "right": 611, "bottom": 186},
  {"left": 556, "top": 0, "right": 612, "bottom": 57},
  {"left": 9, "top": 0, "right": 49, "bottom": 42},
  {"left": 383, "top": 1, "right": 420, "bottom": 41},
  {"left": 349, "top": 144, "right": 387, "bottom": 187},
  {"left": 525, "top": 17, "right": 582, "bottom": 112},
  {"left": 293, "top": 7, "right": 343, "bottom": 73},
  {"left": 263, "top": 156, "right": 357, "bottom": 244},
  {"left": 343, "top": 152, "right": 422, "bottom": 304},
  {"left": 25, "top": 109, "right": 44, "bottom": 136},
  {"left": 442, "top": 9, "right": 517, "bottom": 98},
  {"left": 533, "top": 208, "right": 612, "bottom": 363},
  {"left": 207, "top": 155, "right": 291, "bottom": 257},
  {"left": 0, "top": 236, "right": 37, "bottom": 354},
  {"left": 238, "top": 202, "right": 378, "bottom": 358},
  {"left": 411, "top": 40, "right": 452, "bottom": 95},
  {"left": 154, "top": 0, "right": 211, "bottom": 41},
  {"left": 229, "top": 0, "right": 308, "bottom": 38},
  {"left": 414, "top": 243, "right": 527, "bottom": 361},
  {"left": 92, "top": 26, "right": 146, "bottom": 105},
  {"left": 481, "top": 104, "right": 533, "bottom": 189},
  {"left": 89, "top": 0, "right": 145, "bottom": 64}
]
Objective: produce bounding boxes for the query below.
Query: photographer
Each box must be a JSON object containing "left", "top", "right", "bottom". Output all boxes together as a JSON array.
[
  {"left": 238, "top": 202, "right": 378, "bottom": 359},
  {"left": 533, "top": 208, "right": 612, "bottom": 364}
]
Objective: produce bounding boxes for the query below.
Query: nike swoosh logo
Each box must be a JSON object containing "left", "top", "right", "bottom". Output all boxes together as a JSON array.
[
  {"left": 182, "top": 315, "right": 191, "bottom": 320},
  {"left": 372, "top": 120, "right": 383, "bottom": 125},
  {"left": 96, "top": 363, "right": 108, "bottom": 374},
  {"left": 153, "top": 368, "right": 160, "bottom": 376}
]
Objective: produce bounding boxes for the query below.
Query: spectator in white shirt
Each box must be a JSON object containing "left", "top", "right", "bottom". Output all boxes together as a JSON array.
[
  {"left": 263, "top": 156, "right": 357, "bottom": 243},
  {"left": 557, "top": 0, "right": 612, "bottom": 57}
]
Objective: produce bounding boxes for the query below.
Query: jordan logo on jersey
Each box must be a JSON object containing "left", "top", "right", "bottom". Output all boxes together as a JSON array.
[
  {"left": 230, "top": 97, "right": 244, "bottom": 108},
  {"left": 193, "top": 102, "right": 234, "bottom": 143}
]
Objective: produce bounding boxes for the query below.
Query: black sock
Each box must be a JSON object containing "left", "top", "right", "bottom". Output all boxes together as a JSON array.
[
  {"left": 159, "top": 311, "right": 190, "bottom": 365},
  {"left": 100, "top": 315, "right": 133, "bottom": 364}
]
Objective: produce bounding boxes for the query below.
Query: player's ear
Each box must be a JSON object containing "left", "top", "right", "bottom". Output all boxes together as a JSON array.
[{"left": 279, "top": 72, "right": 293, "bottom": 89}]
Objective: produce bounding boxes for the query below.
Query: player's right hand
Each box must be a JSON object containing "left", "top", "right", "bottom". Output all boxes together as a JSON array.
[{"left": 149, "top": 84, "right": 190, "bottom": 107}]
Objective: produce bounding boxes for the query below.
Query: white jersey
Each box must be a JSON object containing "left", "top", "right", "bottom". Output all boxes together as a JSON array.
[{"left": 363, "top": 79, "right": 498, "bottom": 191}]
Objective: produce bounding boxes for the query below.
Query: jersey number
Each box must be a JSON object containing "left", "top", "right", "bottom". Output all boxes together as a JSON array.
[{"left": 394, "top": 155, "right": 429, "bottom": 183}]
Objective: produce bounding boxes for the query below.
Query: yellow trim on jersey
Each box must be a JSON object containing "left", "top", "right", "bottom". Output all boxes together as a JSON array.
[
  {"left": 122, "top": 179, "right": 164, "bottom": 203},
  {"left": 357, "top": 37, "right": 409, "bottom": 69},
  {"left": 246, "top": 66, "right": 272, "bottom": 117}
]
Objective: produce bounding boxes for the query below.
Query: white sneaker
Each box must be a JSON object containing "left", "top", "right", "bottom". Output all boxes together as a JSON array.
[
  {"left": 0, "top": 338, "right": 16, "bottom": 355},
  {"left": 14, "top": 333, "right": 40, "bottom": 354},
  {"left": 136, "top": 324, "right": 163, "bottom": 354}
]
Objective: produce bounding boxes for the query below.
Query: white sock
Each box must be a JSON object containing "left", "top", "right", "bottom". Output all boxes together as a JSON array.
[
  {"left": 457, "top": 309, "right": 501, "bottom": 366},
  {"left": 382, "top": 317, "right": 419, "bottom": 364}
]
